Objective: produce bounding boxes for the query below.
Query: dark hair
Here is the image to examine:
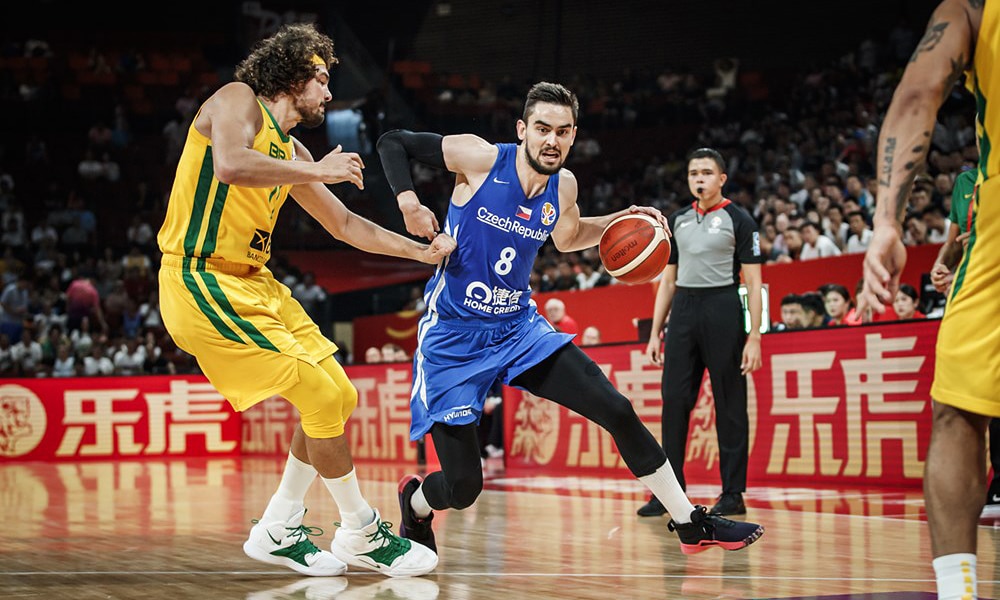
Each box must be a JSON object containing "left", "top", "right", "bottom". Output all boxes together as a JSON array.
[
  {"left": 846, "top": 210, "right": 866, "bottom": 222},
  {"left": 898, "top": 283, "right": 919, "bottom": 301},
  {"left": 801, "top": 220, "right": 821, "bottom": 232},
  {"left": 822, "top": 283, "right": 852, "bottom": 304},
  {"left": 921, "top": 204, "right": 947, "bottom": 218},
  {"left": 827, "top": 203, "right": 844, "bottom": 215},
  {"left": 799, "top": 291, "right": 827, "bottom": 316},
  {"left": 234, "top": 23, "right": 337, "bottom": 99},
  {"left": 780, "top": 293, "right": 802, "bottom": 307},
  {"left": 523, "top": 82, "right": 579, "bottom": 123},
  {"left": 687, "top": 147, "right": 726, "bottom": 173}
]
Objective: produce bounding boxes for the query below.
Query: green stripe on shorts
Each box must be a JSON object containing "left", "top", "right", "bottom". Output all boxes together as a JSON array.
[
  {"left": 181, "top": 257, "right": 244, "bottom": 344},
  {"left": 198, "top": 271, "right": 280, "bottom": 352}
]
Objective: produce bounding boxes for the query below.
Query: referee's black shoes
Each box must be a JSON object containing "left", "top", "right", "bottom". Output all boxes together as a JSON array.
[
  {"left": 710, "top": 492, "right": 747, "bottom": 516},
  {"left": 636, "top": 495, "right": 668, "bottom": 517}
]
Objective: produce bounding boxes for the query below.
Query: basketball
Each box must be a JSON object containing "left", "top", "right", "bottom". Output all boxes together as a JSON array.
[{"left": 598, "top": 214, "right": 670, "bottom": 285}]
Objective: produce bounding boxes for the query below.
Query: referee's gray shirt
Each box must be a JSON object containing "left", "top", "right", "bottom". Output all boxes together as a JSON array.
[{"left": 667, "top": 199, "right": 763, "bottom": 288}]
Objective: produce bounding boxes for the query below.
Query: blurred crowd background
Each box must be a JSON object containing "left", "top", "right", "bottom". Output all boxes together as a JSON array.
[{"left": 0, "top": 0, "right": 964, "bottom": 376}]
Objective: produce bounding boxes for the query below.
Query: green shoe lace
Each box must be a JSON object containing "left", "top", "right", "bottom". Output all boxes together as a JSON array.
[
  {"left": 335, "top": 519, "right": 412, "bottom": 567},
  {"left": 251, "top": 515, "right": 325, "bottom": 567}
]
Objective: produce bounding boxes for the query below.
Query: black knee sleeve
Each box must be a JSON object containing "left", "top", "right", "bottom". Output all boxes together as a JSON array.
[{"left": 422, "top": 468, "right": 483, "bottom": 510}]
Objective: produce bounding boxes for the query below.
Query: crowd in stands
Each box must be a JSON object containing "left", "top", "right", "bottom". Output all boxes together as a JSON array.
[{"left": 0, "top": 13, "right": 973, "bottom": 376}]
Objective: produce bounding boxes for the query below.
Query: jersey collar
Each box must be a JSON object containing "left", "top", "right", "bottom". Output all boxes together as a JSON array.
[{"left": 692, "top": 198, "right": 731, "bottom": 216}]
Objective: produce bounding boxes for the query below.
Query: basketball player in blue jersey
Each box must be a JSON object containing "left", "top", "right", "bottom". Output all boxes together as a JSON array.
[{"left": 376, "top": 81, "right": 764, "bottom": 557}]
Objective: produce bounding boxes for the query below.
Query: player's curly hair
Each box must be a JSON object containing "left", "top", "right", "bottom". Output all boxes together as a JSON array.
[{"left": 234, "top": 23, "right": 337, "bottom": 99}]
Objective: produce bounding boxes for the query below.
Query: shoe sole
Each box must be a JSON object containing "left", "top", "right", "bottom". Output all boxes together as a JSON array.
[
  {"left": 243, "top": 540, "right": 347, "bottom": 576},
  {"left": 329, "top": 544, "right": 439, "bottom": 578},
  {"left": 678, "top": 524, "right": 765, "bottom": 555},
  {"left": 637, "top": 509, "right": 668, "bottom": 517}
]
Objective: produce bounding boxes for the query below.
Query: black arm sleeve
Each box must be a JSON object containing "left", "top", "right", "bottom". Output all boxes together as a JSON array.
[{"left": 376, "top": 129, "right": 447, "bottom": 196}]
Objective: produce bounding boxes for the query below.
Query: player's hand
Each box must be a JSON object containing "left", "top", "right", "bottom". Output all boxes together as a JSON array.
[
  {"left": 741, "top": 336, "right": 762, "bottom": 375},
  {"left": 420, "top": 232, "right": 456, "bottom": 264},
  {"left": 929, "top": 262, "right": 953, "bottom": 294},
  {"left": 627, "top": 205, "right": 668, "bottom": 230},
  {"left": 399, "top": 191, "right": 440, "bottom": 241},
  {"left": 957, "top": 231, "right": 971, "bottom": 250},
  {"left": 316, "top": 145, "right": 365, "bottom": 189},
  {"left": 858, "top": 224, "right": 906, "bottom": 315}
]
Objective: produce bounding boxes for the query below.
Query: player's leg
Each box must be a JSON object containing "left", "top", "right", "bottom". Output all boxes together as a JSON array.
[
  {"left": 927, "top": 198, "right": 1000, "bottom": 599},
  {"left": 398, "top": 422, "right": 483, "bottom": 552},
  {"left": 282, "top": 358, "right": 437, "bottom": 577},
  {"left": 398, "top": 320, "right": 498, "bottom": 552},
  {"left": 924, "top": 402, "right": 989, "bottom": 597},
  {"left": 510, "top": 343, "right": 763, "bottom": 553},
  {"left": 157, "top": 264, "right": 348, "bottom": 576}
]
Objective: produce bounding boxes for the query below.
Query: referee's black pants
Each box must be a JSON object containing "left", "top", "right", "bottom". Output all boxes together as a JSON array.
[{"left": 660, "top": 284, "right": 748, "bottom": 494}]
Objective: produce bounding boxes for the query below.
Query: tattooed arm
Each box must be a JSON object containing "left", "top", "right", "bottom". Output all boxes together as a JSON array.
[{"left": 859, "top": 0, "right": 981, "bottom": 314}]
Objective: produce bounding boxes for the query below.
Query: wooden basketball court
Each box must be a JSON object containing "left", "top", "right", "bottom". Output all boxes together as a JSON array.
[{"left": 2, "top": 455, "right": 997, "bottom": 599}]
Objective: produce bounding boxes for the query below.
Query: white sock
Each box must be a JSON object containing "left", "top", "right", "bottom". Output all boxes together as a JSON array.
[
  {"left": 322, "top": 468, "right": 375, "bottom": 529},
  {"left": 933, "top": 553, "right": 977, "bottom": 600},
  {"left": 260, "top": 452, "right": 316, "bottom": 523},
  {"left": 638, "top": 463, "right": 697, "bottom": 524},
  {"left": 410, "top": 483, "right": 433, "bottom": 518}
]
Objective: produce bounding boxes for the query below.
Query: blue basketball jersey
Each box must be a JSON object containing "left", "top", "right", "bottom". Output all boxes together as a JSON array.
[
  {"left": 422, "top": 143, "right": 561, "bottom": 322},
  {"left": 408, "top": 143, "right": 574, "bottom": 440}
]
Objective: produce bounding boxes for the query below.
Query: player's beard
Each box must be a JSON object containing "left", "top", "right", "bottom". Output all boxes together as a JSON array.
[
  {"left": 298, "top": 100, "right": 326, "bottom": 128},
  {"left": 525, "top": 144, "right": 563, "bottom": 175}
]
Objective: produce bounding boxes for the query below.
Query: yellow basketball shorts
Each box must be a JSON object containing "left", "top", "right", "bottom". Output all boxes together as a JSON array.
[
  {"left": 932, "top": 178, "right": 1000, "bottom": 417},
  {"left": 158, "top": 255, "right": 338, "bottom": 412}
]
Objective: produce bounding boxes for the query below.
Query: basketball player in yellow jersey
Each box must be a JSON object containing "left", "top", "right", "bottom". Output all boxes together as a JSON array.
[
  {"left": 859, "top": 1, "right": 991, "bottom": 597},
  {"left": 157, "top": 23, "right": 453, "bottom": 578}
]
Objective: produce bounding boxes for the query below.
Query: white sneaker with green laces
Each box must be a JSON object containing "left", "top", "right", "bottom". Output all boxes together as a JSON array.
[
  {"left": 330, "top": 508, "right": 438, "bottom": 577},
  {"left": 243, "top": 507, "right": 347, "bottom": 576}
]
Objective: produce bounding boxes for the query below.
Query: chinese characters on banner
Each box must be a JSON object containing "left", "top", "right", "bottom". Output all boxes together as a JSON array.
[
  {"left": 3, "top": 321, "right": 938, "bottom": 491},
  {"left": 1, "top": 377, "right": 239, "bottom": 461},
  {"left": 504, "top": 320, "right": 938, "bottom": 487}
]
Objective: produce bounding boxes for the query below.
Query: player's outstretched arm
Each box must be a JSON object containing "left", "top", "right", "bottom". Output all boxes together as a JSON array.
[
  {"left": 377, "top": 130, "right": 496, "bottom": 240},
  {"left": 859, "top": 0, "right": 978, "bottom": 314},
  {"left": 291, "top": 139, "right": 456, "bottom": 265}
]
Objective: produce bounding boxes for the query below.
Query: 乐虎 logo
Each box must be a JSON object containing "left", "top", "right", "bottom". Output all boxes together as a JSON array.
[{"left": 0, "top": 384, "right": 46, "bottom": 457}]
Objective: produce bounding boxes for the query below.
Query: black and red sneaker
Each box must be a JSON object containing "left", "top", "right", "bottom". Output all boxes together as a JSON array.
[
  {"left": 668, "top": 505, "right": 764, "bottom": 555},
  {"left": 398, "top": 474, "right": 437, "bottom": 553}
]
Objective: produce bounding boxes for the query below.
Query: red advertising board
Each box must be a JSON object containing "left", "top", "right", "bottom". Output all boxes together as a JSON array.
[
  {"left": 503, "top": 319, "right": 938, "bottom": 488},
  {"left": 0, "top": 375, "right": 241, "bottom": 461},
  {"left": 3, "top": 321, "right": 939, "bottom": 490}
]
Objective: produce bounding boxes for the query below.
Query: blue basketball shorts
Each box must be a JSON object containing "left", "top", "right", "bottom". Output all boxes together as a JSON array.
[{"left": 408, "top": 309, "right": 575, "bottom": 440}]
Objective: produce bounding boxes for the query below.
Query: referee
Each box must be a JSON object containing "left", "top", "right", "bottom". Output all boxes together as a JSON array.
[{"left": 637, "top": 147, "right": 764, "bottom": 518}]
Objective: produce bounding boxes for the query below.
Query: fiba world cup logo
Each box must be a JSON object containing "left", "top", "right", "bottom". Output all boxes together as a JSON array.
[
  {"left": 540, "top": 202, "right": 556, "bottom": 226},
  {"left": 0, "top": 384, "right": 46, "bottom": 458}
]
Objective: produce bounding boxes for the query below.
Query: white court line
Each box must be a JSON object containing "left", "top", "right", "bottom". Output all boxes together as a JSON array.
[{"left": 3, "top": 570, "right": 998, "bottom": 584}]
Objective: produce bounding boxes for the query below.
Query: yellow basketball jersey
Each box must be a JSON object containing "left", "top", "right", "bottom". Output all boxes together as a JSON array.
[
  {"left": 157, "top": 99, "right": 294, "bottom": 266},
  {"left": 973, "top": 0, "right": 999, "bottom": 183},
  {"left": 932, "top": 1, "right": 1000, "bottom": 416}
]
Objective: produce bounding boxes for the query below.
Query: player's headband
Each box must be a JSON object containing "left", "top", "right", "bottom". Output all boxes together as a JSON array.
[{"left": 310, "top": 54, "right": 326, "bottom": 67}]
